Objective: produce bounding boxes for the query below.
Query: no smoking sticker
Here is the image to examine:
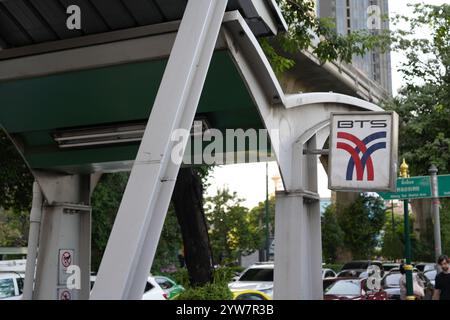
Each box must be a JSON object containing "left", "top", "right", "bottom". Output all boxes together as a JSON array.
[
  {"left": 58, "top": 249, "right": 75, "bottom": 285},
  {"left": 59, "top": 289, "right": 71, "bottom": 300},
  {"left": 61, "top": 251, "right": 72, "bottom": 267}
]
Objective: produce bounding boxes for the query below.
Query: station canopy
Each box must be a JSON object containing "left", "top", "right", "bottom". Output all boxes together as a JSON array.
[{"left": 0, "top": 0, "right": 286, "bottom": 173}]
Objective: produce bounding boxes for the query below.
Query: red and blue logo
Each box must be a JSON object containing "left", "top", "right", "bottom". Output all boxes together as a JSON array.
[{"left": 337, "top": 132, "right": 387, "bottom": 181}]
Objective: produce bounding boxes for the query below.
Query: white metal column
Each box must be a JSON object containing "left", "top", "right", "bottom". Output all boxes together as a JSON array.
[
  {"left": 31, "top": 173, "right": 92, "bottom": 300},
  {"left": 274, "top": 136, "right": 323, "bottom": 300},
  {"left": 91, "top": 0, "right": 228, "bottom": 300},
  {"left": 23, "top": 182, "right": 42, "bottom": 300}
]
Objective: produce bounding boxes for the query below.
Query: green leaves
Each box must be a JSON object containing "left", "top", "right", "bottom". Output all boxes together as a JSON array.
[
  {"left": 385, "top": 3, "right": 449, "bottom": 176},
  {"left": 321, "top": 205, "right": 344, "bottom": 263},
  {"left": 263, "top": 0, "right": 391, "bottom": 73},
  {"left": 0, "top": 129, "right": 33, "bottom": 212},
  {"left": 205, "top": 188, "right": 253, "bottom": 264},
  {"left": 336, "top": 195, "right": 386, "bottom": 260},
  {"left": 391, "top": 3, "right": 450, "bottom": 86}
]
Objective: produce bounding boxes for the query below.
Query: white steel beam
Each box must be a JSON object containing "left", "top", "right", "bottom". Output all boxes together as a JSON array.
[
  {"left": 90, "top": 0, "right": 228, "bottom": 300},
  {"left": 221, "top": 21, "right": 383, "bottom": 300}
]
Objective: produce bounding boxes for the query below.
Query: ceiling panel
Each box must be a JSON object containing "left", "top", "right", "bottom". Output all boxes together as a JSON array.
[
  {"left": 89, "top": 0, "right": 137, "bottom": 30},
  {"left": 29, "top": 0, "right": 82, "bottom": 39},
  {"left": 2, "top": 0, "right": 58, "bottom": 42},
  {"left": 121, "top": 0, "right": 165, "bottom": 26}
]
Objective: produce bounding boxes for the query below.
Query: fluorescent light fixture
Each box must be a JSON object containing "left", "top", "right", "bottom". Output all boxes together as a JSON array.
[{"left": 53, "top": 118, "right": 210, "bottom": 149}]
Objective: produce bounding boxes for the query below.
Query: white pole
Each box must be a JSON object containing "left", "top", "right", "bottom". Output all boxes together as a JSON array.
[
  {"left": 23, "top": 181, "right": 42, "bottom": 300},
  {"left": 429, "top": 165, "right": 442, "bottom": 259},
  {"left": 91, "top": 0, "right": 228, "bottom": 299}
]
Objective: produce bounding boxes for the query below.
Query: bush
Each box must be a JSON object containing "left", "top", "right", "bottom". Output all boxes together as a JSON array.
[
  {"left": 176, "top": 283, "right": 233, "bottom": 300},
  {"left": 155, "top": 268, "right": 190, "bottom": 288},
  {"left": 324, "top": 264, "right": 344, "bottom": 273},
  {"left": 166, "top": 266, "right": 238, "bottom": 300},
  {"left": 213, "top": 266, "right": 244, "bottom": 284}
]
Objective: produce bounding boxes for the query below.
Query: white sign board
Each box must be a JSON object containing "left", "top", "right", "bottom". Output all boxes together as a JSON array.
[{"left": 329, "top": 112, "right": 398, "bottom": 191}]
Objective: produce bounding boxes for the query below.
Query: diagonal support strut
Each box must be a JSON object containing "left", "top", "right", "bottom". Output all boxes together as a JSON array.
[{"left": 90, "top": 0, "right": 228, "bottom": 300}]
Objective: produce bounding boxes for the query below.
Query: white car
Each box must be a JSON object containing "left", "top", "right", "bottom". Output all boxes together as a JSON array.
[
  {"left": 229, "top": 263, "right": 337, "bottom": 298},
  {"left": 322, "top": 268, "right": 337, "bottom": 279},
  {"left": 228, "top": 263, "right": 274, "bottom": 298},
  {"left": 90, "top": 275, "right": 167, "bottom": 300},
  {"left": 0, "top": 272, "right": 24, "bottom": 300}
]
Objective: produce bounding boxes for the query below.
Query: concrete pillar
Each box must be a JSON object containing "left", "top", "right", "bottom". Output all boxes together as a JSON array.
[
  {"left": 274, "top": 136, "right": 323, "bottom": 300},
  {"left": 32, "top": 173, "right": 93, "bottom": 300}
]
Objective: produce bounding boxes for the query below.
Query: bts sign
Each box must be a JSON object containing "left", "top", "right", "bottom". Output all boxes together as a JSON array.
[{"left": 329, "top": 112, "right": 399, "bottom": 192}]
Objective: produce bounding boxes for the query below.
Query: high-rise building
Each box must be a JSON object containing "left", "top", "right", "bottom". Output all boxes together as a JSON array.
[{"left": 316, "top": 0, "right": 392, "bottom": 94}]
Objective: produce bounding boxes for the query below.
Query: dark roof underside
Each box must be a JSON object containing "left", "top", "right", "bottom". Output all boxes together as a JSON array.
[{"left": 0, "top": 0, "right": 280, "bottom": 49}]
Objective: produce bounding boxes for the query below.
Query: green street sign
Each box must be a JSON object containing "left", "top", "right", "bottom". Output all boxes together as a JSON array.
[
  {"left": 378, "top": 176, "right": 432, "bottom": 200},
  {"left": 438, "top": 175, "right": 450, "bottom": 198}
]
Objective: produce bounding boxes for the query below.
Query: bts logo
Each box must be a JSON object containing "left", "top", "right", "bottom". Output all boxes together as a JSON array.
[
  {"left": 329, "top": 112, "right": 398, "bottom": 192},
  {"left": 336, "top": 131, "right": 387, "bottom": 181}
]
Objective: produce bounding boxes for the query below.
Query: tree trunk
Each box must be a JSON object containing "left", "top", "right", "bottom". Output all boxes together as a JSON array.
[{"left": 172, "top": 167, "right": 213, "bottom": 286}]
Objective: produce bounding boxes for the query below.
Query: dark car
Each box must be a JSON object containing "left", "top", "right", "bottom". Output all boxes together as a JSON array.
[
  {"left": 342, "top": 260, "right": 383, "bottom": 272},
  {"left": 424, "top": 269, "right": 437, "bottom": 287},
  {"left": 324, "top": 278, "right": 387, "bottom": 300},
  {"left": 414, "top": 263, "right": 436, "bottom": 273},
  {"left": 381, "top": 268, "right": 434, "bottom": 300},
  {"left": 337, "top": 269, "right": 367, "bottom": 279},
  {"left": 382, "top": 263, "right": 400, "bottom": 272}
]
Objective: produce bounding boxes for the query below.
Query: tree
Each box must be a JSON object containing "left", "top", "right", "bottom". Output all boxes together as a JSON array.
[
  {"left": 0, "top": 208, "right": 29, "bottom": 247},
  {"left": 321, "top": 205, "right": 344, "bottom": 263},
  {"left": 248, "top": 196, "right": 276, "bottom": 253},
  {"left": 172, "top": 167, "right": 213, "bottom": 286},
  {"left": 0, "top": 130, "right": 33, "bottom": 212},
  {"left": 385, "top": 3, "right": 449, "bottom": 175},
  {"left": 90, "top": 172, "right": 129, "bottom": 271},
  {"left": 205, "top": 188, "right": 259, "bottom": 265},
  {"left": 381, "top": 209, "right": 404, "bottom": 261},
  {"left": 337, "top": 195, "right": 386, "bottom": 259},
  {"left": 152, "top": 205, "right": 183, "bottom": 273},
  {"left": 384, "top": 3, "right": 450, "bottom": 252},
  {"left": 263, "top": 0, "right": 390, "bottom": 74}
]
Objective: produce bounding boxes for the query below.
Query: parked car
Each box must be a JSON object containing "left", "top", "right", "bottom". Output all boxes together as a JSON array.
[
  {"left": 229, "top": 263, "right": 337, "bottom": 299},
  {"left": 342, "top": 261, "right": 384, "bottom": 273},
  {"left": 228, "top": 263, "right": 274, "bottom": 298},
  {"left": 324, "top": 278, "right": 387, "bottom": 300},
  {"left": 382, "top": 263, "right": 400, "bottom": 272},
  {"left": 323, "top": 277, "right": 340, "bottom": 291},
  {"left": 233, "top": 290, "right": 272, "bottom": 300},
  {"left": 322, "top": 268, "right": 337, "bottom": 279},
  {"left": 0, "top": 272, "right": 24, "bottom": 300},
  {"left": 154, "top": 275, "right": 184, "bottom": 300},
  {"left": 337, "top": 260, "right": 384, "bottom": 279},
  {"left": 90, "top": 275, "right": 167, "bottom": 300},
  {"left": 337, "top": 269, "right": 367, "bottom": 279},
  {"left": 381, "top": 268, "right": 434, "bottom": 300},
  {"left": 414, "top": 263, "right": 436, "bottom": 273},
  {"left": 424, "top": 269, "right": 437, "bottom": 287}
]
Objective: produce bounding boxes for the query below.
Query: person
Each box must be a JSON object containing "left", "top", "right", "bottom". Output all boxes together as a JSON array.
[
  {"left": 433, "top": 255, "right": 450, "bottom": 300},
  {"left": 399, "top": 263, "right": 424, "bottom": 300}
]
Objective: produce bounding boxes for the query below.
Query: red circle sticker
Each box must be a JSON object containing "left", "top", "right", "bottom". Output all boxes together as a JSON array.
[
  {"left": 61, "top": 251, "right": 72, "bottom": 268},
  {"left": 60, "top": 290, "right": 71, "bottom": 300}
]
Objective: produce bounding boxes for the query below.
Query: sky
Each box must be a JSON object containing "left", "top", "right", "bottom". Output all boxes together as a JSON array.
[{"left": 205, "top": 0, "right": 447, "bottom": 209}]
